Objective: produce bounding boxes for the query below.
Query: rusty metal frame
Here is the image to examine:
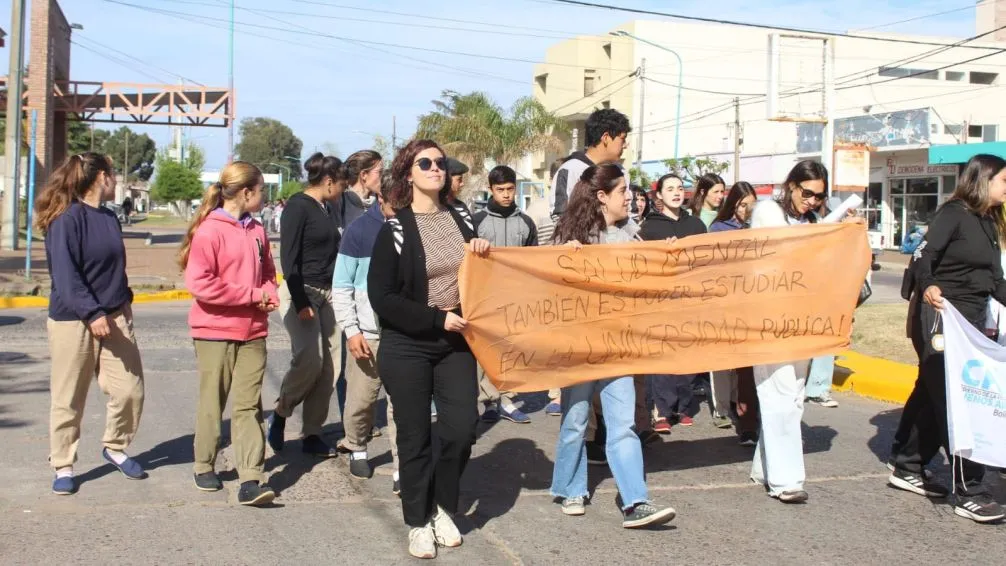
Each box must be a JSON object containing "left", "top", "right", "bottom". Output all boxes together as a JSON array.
[{"left": 1, "top": 78, "right": 233, "bottom": 127}]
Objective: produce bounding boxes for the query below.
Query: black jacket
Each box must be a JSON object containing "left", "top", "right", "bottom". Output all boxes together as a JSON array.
[
  {"left": 637, "top": 210, "right": 707, "bottom": 241},
  {"left": 368, "top": 205, "right": 475, "bottom": 336},
  {"left": 280, "top": 192, "right": 341, "bottom": 312},
  {"left": 915, "top": 199, "right": 1006, "bottom": 323}
]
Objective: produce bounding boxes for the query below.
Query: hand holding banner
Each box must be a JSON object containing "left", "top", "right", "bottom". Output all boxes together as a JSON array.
[{"left": 459, "top": 223, "right": 871, "bottom": 392}]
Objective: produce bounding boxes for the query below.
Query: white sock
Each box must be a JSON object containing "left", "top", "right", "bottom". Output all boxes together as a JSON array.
[
  {"left": 393, "top": 470, "right": 400, "bottom": 482},
  {"left": 352, "top": 451, "right": 368, "bottom": 461},
  {"left": 105, "top": 449, "right": 128, "bottom": 465},
  {"left": 55, "top": 467, "right": 73, "bottom": 479},
  {"left": 500, "top": 398, "right": 518, "bottom": 413}
]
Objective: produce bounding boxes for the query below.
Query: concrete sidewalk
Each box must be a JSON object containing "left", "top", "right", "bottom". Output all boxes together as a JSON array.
[{"left": 0, "top": 303, "right": 1000, "bottom": 564}]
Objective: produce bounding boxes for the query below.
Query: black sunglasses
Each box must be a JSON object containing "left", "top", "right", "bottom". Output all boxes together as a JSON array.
[
  {"left": 799, "top": 186, "right": 827, "bottom": 201},
  {"left": 414, "top": 157, "right": 447, "bottom": 172}
]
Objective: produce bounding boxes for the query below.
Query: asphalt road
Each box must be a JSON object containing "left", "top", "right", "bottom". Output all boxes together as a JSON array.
[{"left": 0, "top": 303, "right": 1001, "bottom": 565}]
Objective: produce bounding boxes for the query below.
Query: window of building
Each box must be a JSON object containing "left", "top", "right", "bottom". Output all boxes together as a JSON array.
[
  {"left": 602, "top": 42, "right": 612, "bottom": 58},
  {"left": 944, "top": 124, "right": 963, "bottom": 136},
  {"left": 984, "top": 125, "right": 999, "bottom": 142},
  {"left": 969, "top": 124, "right": 984, "bottom": 138},
  {"left": 584, "top": 70, "right": 597, "bottom": 97},
  {"left": 535, "top": 73, "right": 548, "bottom": 94},
  {"left": 970, "top": 72, "right": 998, "bottom": 85},
  {"left": 945, "top": 71, "right": 965, "bottom": 81},
  {"left": 863, "top": 182, "right": 882, "bottom": 231},
  {"left": 878, "top": 66, "right": 938, "bottom": 79}
]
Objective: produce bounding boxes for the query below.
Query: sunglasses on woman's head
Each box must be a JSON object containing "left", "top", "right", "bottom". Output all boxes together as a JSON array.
[
  {"left": 799, "top": 186, "right": 827, "bottom": 201},
  {"left": 414, "top": 157, "right": 447, "bottom": 171}
]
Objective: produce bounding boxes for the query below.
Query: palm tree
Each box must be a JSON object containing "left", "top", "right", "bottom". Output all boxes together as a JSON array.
[{"left": 415, "top": 90, "right": 570, "bottom": 177}]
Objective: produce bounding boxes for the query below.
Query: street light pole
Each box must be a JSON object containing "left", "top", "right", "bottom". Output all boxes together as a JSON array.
[
  {"left": 3, "top": 0, "right": 27, "bottom": 251},
  {"left": 611, "top": 31, "right": 682, "bottom": 162},
  {"left": 227, "top": 0, "right": 235, "bottom": 163}
]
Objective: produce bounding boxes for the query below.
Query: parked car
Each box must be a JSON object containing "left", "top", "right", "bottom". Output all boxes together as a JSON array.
[{"left": 103, "top": 202, "right": 128, "bottom": 225}]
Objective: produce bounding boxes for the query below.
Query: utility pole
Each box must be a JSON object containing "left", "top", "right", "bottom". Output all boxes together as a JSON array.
[
  {"left": 635, "top": 58, "right": 646, "bottom": 171},
  {"left": 227, "top": 0, "right": 235, "bottom": 163},
  {"left": 3, "top": 0, "right": 27, "bottom": 251},
  {"left": 391, "top": 115, "right": 397, "bottom": 159},
  {"left": 121, "top": 131, "right": 130, "bottom": 204},
  {"left": 733, "top": 97, "right": 742, "bottom": 183}
]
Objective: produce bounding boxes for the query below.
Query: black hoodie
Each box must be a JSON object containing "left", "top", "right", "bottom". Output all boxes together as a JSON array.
[
  {"left": 638, "top": 210, "right": 707, "bottom": 241},
  {"left": 914, "top": 199, "right": 1006, "bottom": 324}
]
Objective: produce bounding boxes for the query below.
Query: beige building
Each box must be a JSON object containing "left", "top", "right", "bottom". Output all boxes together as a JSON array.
[{"left": 529, "top": 1, "right": 1006, "bottom": 248}]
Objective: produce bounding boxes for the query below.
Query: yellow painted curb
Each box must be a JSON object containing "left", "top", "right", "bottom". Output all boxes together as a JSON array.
[
  {"left": 833, "top": 350, "right": 916, "bottom": 405},
  {"left": 0, "top": 296, "right": 50, "bottom": 309},
  {"left": 1, "top": 275, "right": 285, "bottom": 309}
]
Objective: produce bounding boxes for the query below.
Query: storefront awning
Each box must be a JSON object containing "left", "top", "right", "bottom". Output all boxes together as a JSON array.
[{"left": 929, "top": 142, "right": 1006, "bottom": 164}]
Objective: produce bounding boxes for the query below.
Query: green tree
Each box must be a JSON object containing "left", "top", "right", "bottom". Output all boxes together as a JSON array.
[
  {"left": 183, "top": 142, "right": 206, "bottom": 173},
  {"left": 661, "top": 156, "right": 730, "bottom": 182},
  {"left": 415, "top": 90, "right": 569, "bottom": 178},
  {"left": 629, "top": 167, "right": 653, "bottom": 189},
  {"left": 150, "top": 156, "right": 203, "bottom": 210},
  {"left": 234, "top": 117, "right": 303, "bottom": 179},
  {"left": 67, "top": 119, "right": 110, "bottom": 155},
  {"left": 102, "top": 127, "right": 157, "bottom": 182},
  {"left": 278, "top": 179, "right": 303, "bottom": 200}
]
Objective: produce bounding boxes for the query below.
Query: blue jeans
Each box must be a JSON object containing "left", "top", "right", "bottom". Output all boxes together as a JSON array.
[
  {"left": 550, "top": 376, "right": 648, "bottom": 510},
  {"left": 804, "top": 355, "right": 834, "bottom": 399}
]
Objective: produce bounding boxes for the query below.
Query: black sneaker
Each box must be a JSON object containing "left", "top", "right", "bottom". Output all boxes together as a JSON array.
[
  {"left": 349, "top": 455, "right": 373, "bottom": 479},
  {"left": 193, "top": 472, "right": 222, "bottom": 492},
  {"left": 267, "top": 413, "right": 285, "bottom": 453},
  {"left": 886, "top": 459, "right": 935, "bottom": 481},
  {"left": 622, "top": 502, "right": 676, "bottom": 528},
  {"left": 953, "top": 493, "right": 1006, "bottom": 523},
  {"left": 302, "top": 435, "right": 338, "bottom": 458},
  {"left": 637, "top": 429, "right": 662, "bottom": 446},
  {"left": 393, "top": 478, "right": 401, "bottom": 496},
  {"left": 586, "top": 442, "right": 607, "bottom": 466},
  {"left": 888, "top": 469, "right": 949, "bottom": 498},
  {"left": 238, "top": 481, "right": 276, "bottom": 507},
  {"left": 738, "top": 431, "right": 758, "bottom": 447}
]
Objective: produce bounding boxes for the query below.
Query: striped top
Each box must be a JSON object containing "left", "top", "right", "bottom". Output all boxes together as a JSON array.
[{"left": 415, "top": 209, "right": 465, "bottom": 310}]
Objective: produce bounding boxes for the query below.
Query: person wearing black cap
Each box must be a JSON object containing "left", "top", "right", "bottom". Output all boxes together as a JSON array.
[{"left": 445, "top": 158, "right": 471, "bottom": 214}]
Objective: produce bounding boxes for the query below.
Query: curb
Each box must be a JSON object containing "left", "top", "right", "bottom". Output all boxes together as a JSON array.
[
  {"left": 833, "top": 351, "right": 915, "bottom": 405},
  {"left": 1, "top": 276, "right": 285, "bottom": 310}
]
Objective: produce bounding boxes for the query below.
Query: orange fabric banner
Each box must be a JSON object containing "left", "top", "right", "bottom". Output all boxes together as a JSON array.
[{"left": 459, "top": 223, "right": 871, "bottom": 392}]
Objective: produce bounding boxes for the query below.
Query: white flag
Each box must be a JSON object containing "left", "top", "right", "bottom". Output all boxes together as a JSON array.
[{"left": 943, "top": 300, "right": 1006, "bottom": 468}]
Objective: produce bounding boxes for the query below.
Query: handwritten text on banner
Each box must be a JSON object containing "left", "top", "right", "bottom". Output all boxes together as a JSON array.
[{"left": 459, "top": 224, "right": 871, "bottom": 392}]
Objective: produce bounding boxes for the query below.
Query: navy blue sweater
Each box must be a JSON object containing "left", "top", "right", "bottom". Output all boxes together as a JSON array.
[{"left": 45, "top": 201, "right": 132, "bottom": 323}]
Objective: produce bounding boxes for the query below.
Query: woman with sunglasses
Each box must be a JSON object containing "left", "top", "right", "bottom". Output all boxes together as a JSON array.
[
  {"left": 747, "top": 160, "right": 830, "bottom": 504},
  {"left": 368, "top": 139, "right": 490, "bottom": 559}
]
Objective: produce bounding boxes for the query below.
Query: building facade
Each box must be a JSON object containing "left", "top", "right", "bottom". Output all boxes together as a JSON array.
[{"left": 531, "top": 5, "right": 1006, "bottom": 248}]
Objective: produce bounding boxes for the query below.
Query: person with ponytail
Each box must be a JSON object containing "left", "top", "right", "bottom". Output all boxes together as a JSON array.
[
  {"left": 334, "top": 149, "right": 383, "bottom": 232},
  {"left": 688, "top": 173, "right": 726, "bottom": 227},
  {"left": 36, "top": 152, "right": 145, "bottom": 495},
  {"left": 268, "top": 153, "right": 347, "bottom": 458},
  {"left": 548, "top": 163, "right": 676, "bottom": 530},
  {"left": 179, "top": 161, "right": 279, "bottom": 506}
]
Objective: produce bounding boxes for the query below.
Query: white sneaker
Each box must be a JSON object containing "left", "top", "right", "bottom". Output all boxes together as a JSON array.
[
  {"left": 432, "top": 505, "right": 463, "bottom": 547},
  {"left": 408, "top": 523, "right": 437, "bottom": 559},
  {"left": 808, "top": 395, "right": 839, "bottom": 408}
]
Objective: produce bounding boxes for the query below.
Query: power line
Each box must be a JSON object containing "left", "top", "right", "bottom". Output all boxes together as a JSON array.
[
  {"left": 548, "top": 0, "right": 1005, "bottom": 50},
  {"left": 70, "top": 40, "right": 168, "bottom": 83},
  {"left": 73, "top": 34, "right": 206, "bottom": 86},
  {"left": 104, "top": 0, "right": 640, "bottom": 73},
  {"left": 549, "top": 72, "right": 637, "bottom": 114},
  {"left": 852, "top": 1, "right": 998, "bottom": 32},
  {"left": 642, "top": 77, "right": 761, "bottom": 97}
]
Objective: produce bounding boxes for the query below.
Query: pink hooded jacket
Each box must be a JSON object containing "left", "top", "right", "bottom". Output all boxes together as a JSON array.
[{"left": 185, "top": 210, "right": 278, "bottom": 341}]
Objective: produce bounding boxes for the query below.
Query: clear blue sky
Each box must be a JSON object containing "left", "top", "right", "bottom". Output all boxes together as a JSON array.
[{"left": 7, "top": 0, "right": 981, "bottom": 171}]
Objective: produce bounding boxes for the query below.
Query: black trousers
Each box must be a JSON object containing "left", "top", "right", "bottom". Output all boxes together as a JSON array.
[
  {"left": 735, "top": 366, "right": 761, "bottom": 435},
  {"left": 891, "top": 300, "right": 986, "bottom": 494},
  {"left": 378, "top": 328, "right": 478, "bottom": 527},
  {"left": 649, "top": 374, "right": 695, "bottom": 419}
]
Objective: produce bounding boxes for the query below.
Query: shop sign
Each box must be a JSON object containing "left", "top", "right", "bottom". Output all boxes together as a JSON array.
[
  {"left": 834, "top": 147, "right": 870, "bottom": 189},
  {"left": 886, "top": 158, "right": 958, "bottom": 177}
]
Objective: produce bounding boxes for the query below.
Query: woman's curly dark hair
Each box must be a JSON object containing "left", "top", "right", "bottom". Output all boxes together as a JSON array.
[
  {"left": 388, "top": 138, "right": 451, "bottom": 209},
  {"left": 551, "top": 163, "right": 625, "bottom": 244}
]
